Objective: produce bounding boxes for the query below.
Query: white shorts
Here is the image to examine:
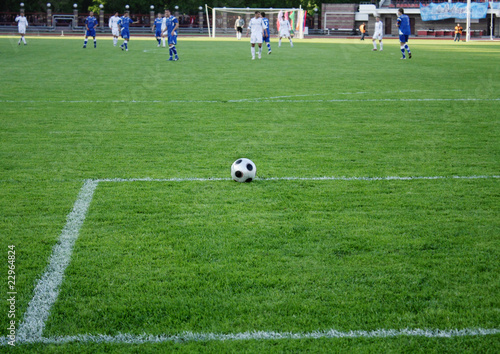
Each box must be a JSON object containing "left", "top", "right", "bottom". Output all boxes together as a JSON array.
[
  {"left": 250, "top": 32, "right": 263, "bottom": 44},
  {"left": 18, "top": 27, "right": 26, "bottom": 34},
  {"left": 372, "top": 32, "right": 383, "bottom": 40},
  {"left": 111, "top": 27, "right": 120, "bottom": 36},
  {"left": 280, "top": 30, "right": 290, "bottom": 38}
]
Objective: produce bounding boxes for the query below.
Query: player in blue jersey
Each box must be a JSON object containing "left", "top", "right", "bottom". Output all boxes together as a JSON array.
[
  {"left": 397, "top": 8, "right": 412, "bottom": 59},
  {"left": 161, "top": 9, "right": 179, "bottom": 61},
  {"left": 118, "top": 12, "right": 138, "bottom": 51},
  {"left": 152, "top": 12, "right": 163, "bottom": 47},
  {"left": 83, "top": 12, "right": 98, "bottom": 48},
  {"left": 260, "top": 12, "right": 272, "bottom": 55}
]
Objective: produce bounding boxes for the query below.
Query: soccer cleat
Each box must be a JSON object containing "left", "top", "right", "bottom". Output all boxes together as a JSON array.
[
  {"left": 408, "top": 52, "right": 412, "bottom": 59},
  {"left": 268, "top": 50, "right": 271, "bottom": 55},
  {"left": 372, "top": 48, "right": 377, "bottom": 51},
  {"left": 252, "top": 57, "right": 255, "bottom": 60},
  {"left": 174, "top": 56, "right": 179, "bottom": 61},
  {"left": 168, "top": 57, "right": 173, "bottom": 61},
  {"left": 125, "top": 49, "right": 128, "bottom": 51},
  {"left": 157, "top": 44, "right": 160, "bottom": 47},
  {"left": 400, "top": 57, "right": 406, "bottom": 60},
  {"left": 83, "top": 46, "right": 86, "bottom": 48}
]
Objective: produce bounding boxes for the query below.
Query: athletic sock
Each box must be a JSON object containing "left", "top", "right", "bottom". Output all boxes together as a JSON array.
[
  {"left": 94, "top": 39, "right": 96, "bottom": 48},
  {"left": 171, "top": 46, "right": 177, "bottom": 55},
  {"left": 405, "top": 44, "right": 411, "bottom": 54},
  {"left": 380, "top": 42, "right": 383, "bottom": 50},
  {"left": 162, "top": 38, "right": 166, "bottom": 46},
  {"left": 267, "top": 43, "right": 271, "bottom": 51},
  {"left": 401, "top": 46, "right": 405, "bottom": 57},
  {"left": 278, "top": 38, "right": 281, "bottom": 46},
  {"left": 84, "top": 39, "right": 88, "bottom": 47},
  {"left": 251, "top": 47, "right": 255, "bottom": 58},
  {"left": 373, "top": 41, "right": 377, "bottom": 50},
  {"left": 124, "top": 40, "right": 128, "bottom": 50},
  {"left": 290, "top": 39, "right": 293, "bottom": 47}
]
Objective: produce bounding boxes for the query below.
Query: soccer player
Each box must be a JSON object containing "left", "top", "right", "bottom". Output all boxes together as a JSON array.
[
  {"left": 372, "top": 17, "right": 383, "bottom": 51},
  {"left": 246, "top": 11, "right": 267, "bottom": 60},
  {"left": 234, "top": 16, "right": 244, "bottom": 40},
  {"left": 161, "top": 9, "right": 179, "bottom": 61},
  {"left": 161, "top": 10, "right": 168, "bottom": 47},
  {"left": 109, "top": 12, "right": 120, "bottom": 47},
  {"left": 15, "top": 13, "right": 28, "bottom": 45},
  {"left": 278, "top": 14, "right": 293, "bottom": 47},
  {"left": 152, "top": 12, "right": 163, "bottom": 47},
  {"left": 118, "top": 12, "right": 138, "bottom": 51},
  {"left": 261, "top": 12, "right": 271, "bottom": 55},
  {"left": 83, "top": 11, "right": 98, "bottom": 49},
  {"left": 397, "top": 8, "right": 412, "bottom": 59}
]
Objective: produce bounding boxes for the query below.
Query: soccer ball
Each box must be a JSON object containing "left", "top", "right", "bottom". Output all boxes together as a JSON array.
[{"left": 231, "top": 158, "right": 256, "bottom": 183}]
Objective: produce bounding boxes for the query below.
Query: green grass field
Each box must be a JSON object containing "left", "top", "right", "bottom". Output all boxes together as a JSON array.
[{"left": 1, "top": 35, "right": 499, "bottom": 352}]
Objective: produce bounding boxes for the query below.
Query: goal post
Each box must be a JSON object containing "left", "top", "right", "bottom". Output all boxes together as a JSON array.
[{"left": 209, "top": 7, "right": 305, "bottom": 39}]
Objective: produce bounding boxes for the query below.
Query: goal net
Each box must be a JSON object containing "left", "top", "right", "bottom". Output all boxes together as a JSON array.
[{"left": 208, "top": 7, "right": 305, "bottom": 39}]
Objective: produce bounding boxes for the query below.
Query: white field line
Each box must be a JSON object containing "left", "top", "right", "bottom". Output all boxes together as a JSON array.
[
  {"left": 0, "top": 98, "right": 499, "bottom": 104},
  {"left": 1, "top": 328, "right": 499, "bottom": 345},
  {"left": 16, "top": 179, "right": 98, "bottom": 343},
  {"left": 3, "top": 174, "right": 499, "bottom": 346},
  {"left": 95, "top": 175, "right": 500, "bottom": 183}
]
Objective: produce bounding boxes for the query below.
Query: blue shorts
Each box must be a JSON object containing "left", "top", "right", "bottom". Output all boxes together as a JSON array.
[
  {"left": 168, "top": 34, "right": 177, "bottom": 45},
  {"left": 399, "top": 34, "right": 409, "bottom": 43},
  {"left": 86, "top": 29, "right": 96, "bottom": 37},
  {"left": 155, "top": 29, "right": 162, "bottom": 37},
  {"left": 263, "top": 31, "right": 270, "bottom": 43},
  {"left": 121, "top": 29, "right": 130, "bottom": 39}
]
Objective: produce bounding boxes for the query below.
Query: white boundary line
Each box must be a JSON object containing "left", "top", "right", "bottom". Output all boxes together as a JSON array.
[
  {"left": 2, "top": 328, "right": 499, "bottom": 345},
  {"left": 95, "top": 175, "right": 500, "bottom": 183},
  {"left": 4, "top": 175, "right": 499, "bottom": 346},
  {"left": 16, "top": 180, "right": 98, "bottom": 343}
]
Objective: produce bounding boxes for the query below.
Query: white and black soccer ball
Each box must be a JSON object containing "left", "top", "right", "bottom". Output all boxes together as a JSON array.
[{"left": 231, "top": 158, "right": 256, "bottom": 183}]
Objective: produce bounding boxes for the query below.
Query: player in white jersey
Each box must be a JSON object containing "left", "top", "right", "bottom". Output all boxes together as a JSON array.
[
  {"left": 15, "top": 14, "right": 28, "bottom": 45},
  {"left": 160, "top": 10, "right": 168, "bottom": 47},
  {"left": 246, "top": 11, "right": 267, "bottom": 60},
  {"left": 109, "top": 12, "right": 120, "bottom": 46},
  {"left": 278, "top": 15, "right": 293, "bottom": 47},
  {"left": 372, "top": 17, "right": 383, "bottom": 51}
]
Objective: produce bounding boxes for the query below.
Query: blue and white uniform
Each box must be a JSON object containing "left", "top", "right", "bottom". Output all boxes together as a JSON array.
[
  {"left": 154, "top": 17, "right": 163, "bottom": 38},
  {"left": 119, "top": 16, "right": 134, "bottom": 39},
  {"left": 262, "top": 16, "right": 270, "bottom": 43},
  {"left": 164, "top": 15, "right": 178, "bottom": 45},
  {"left": 397, "top": 13, "right": 411, "bottom": 43},
  {"left": 85, "top": 16, "right": 98, "bottom": 37}
]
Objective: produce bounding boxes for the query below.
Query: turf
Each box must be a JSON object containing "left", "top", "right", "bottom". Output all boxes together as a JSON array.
[{"left": 0, "top": 35, "right": 499, "bottom": 352}]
